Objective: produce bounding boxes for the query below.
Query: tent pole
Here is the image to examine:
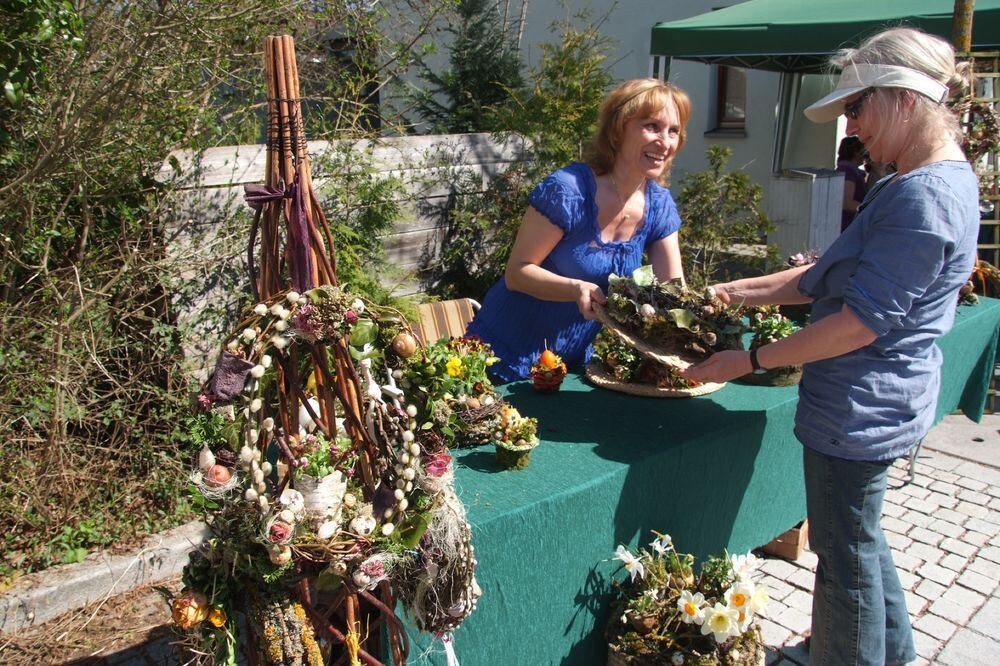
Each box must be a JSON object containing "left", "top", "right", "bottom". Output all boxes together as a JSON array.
[
  {"left": 772, "top": 71, "right": 801, "bottom": 172},
  {"left": 649, "top": 55, "right": 671, "bottom": 81}
]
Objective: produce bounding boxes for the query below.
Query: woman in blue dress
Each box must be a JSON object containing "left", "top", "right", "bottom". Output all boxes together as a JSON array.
[
  {"left": 467, "top": 78, "right": 691, "bottom": 382},
  {"left": 683, "top": 28, "right": 976, "bottom": 665}
]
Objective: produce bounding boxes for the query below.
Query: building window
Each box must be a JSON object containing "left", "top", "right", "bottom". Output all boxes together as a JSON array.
[{"left": 715, "top": 66, "right": 746, "bottom": 131}]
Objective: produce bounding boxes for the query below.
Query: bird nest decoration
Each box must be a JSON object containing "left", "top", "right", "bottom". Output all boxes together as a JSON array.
[
  {"left": 589, "top": 267, "right": 744, "bottom": 397},
  {"left": 171, "top": 36, "right": 479, "bottom": 666}
]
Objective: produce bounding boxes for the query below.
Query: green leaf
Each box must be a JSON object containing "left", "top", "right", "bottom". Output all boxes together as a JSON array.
[
  {"left": 667, "top": 308, "right": 697, "bottom": 330},
  {"left": 349, "top": 319, "right": 376, "bottom": 348},
  {"left": 631, "top": 265, "right": 654, "bottom": 287}
]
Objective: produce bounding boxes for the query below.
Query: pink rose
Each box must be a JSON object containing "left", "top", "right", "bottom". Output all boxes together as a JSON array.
[
  {"left": 344, "top": 310, "right": 359, "bottom": 324},
  {"left": 425, "top": 452, "right": 452, "bottom": 478},
  {"left": 197, "top": 393, "right": 214, "bottom": 410},
  {"left": 268, "top": 520, "right": 293, "bottom": 544}
]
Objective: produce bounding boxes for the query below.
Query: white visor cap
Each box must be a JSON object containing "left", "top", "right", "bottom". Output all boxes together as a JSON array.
[{"left": 804, "top": 63, "right": 949, "bottom": 123}]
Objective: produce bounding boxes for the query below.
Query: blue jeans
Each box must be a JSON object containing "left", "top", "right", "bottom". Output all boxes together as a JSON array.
[{"left": 803, "top": 446, "right": 917, "bottom": 666}]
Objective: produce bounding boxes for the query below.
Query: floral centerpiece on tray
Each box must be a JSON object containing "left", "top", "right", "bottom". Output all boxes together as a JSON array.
[
  {"left": 401, "top": 334, "right": 538, "bottom": 451},
  {"left": 172, "top": 286, "right": 482, "bottom": 664},
  {"left": 740, "top": 306, "right": 802, "bottom": 387},
  {"left": 588, "top": 266, "right": 743, "bottom": 397},
  {"left": 607, "top": 533, "right": 768, "bottom": 666}
]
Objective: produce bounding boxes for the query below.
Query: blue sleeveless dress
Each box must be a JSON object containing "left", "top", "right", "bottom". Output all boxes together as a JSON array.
[{"left": 466, "top": 162, "right": 683, "bottom": 383}]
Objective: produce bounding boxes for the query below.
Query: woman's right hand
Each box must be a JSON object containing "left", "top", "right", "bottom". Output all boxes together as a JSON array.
[
  {"left": 576, "top": 281, "right": 606, "bottom": 320},
  {"left": 708, "top": 283, "right": 733, "bottom": 305}
]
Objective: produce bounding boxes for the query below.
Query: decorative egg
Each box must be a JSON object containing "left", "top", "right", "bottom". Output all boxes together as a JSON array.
[{"left": 204, "top": 464, "right": 232, "bottom": 488}]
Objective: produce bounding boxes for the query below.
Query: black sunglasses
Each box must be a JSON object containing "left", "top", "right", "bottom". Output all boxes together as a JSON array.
[{"left": 844, "top": 89, "right": 875, "bottom": 120}]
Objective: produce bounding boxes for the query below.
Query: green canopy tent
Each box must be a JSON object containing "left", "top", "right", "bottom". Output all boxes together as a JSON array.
[
  {"left": 650, "top": 0, "right": 1000, "bottom": 74},
  {"left": 649, "top": 0, "right": 1000, "bottom": 170}
]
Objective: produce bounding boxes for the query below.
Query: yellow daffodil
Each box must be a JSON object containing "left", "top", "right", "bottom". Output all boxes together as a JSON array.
[{"left": 446, "top": 356, "right": 463, "bottom": 377}]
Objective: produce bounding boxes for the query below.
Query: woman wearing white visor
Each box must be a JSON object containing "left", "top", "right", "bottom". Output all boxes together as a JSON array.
[{"left": 683, "top": 27, "right": 978, "bottom": 665}]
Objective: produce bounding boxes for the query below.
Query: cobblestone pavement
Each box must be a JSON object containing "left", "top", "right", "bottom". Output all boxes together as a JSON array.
[
  {"left": 762, "top": 443, "right": 1000, "bottom": 666},
  {"left": 5, "top": 419, "right": 999, "bottom": 665}
]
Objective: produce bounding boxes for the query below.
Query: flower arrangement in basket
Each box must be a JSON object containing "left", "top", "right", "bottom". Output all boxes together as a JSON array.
[
  {"left": 400, "top": 334, "right": 536, "bottom": 452},
  {"left": 607, "top": 533, "right": 769, "bottom": 666},
  {"left": 739, "top": 306, "right": 801, "bottom": 387},
  {"left": 172, "top": 286, "right": 482, "bottom": 663},
  {"left": 530, "top": 347, "right": 568, "bottom": 393},
  {"left": 588, "top": 266, "right": 744, "bottom": 397}
]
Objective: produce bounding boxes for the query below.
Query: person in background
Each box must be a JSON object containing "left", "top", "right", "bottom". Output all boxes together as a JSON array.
[
  {"left": 682, "top": 27, "right": 976, "bottom": 666},
  {"left": 837, "top": 135, "right": 868, "bottom": 231},
  {"left": 864, "top": 155, "right": 894, "bottom": 186},
  {"left": 466, "top": 79, "right": 690, "bottom": 382}
]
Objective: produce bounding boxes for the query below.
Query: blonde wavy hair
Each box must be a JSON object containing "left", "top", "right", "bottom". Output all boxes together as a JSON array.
[{"left": 585, "top": 78, "right": 692, "bottom": 184}]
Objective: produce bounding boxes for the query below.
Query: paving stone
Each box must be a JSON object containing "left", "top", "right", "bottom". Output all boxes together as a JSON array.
[
  {"left": 926, "top": 490, "right": 959, "bottom": 510},
  {"left": 918, "top": 562, "right": 959, "bottom": 586},
  {"left": 905, "top": 589, "right": 928, "bottom": 616},
  {"left": 759, "top": 558, "right": 799, "bottom": 580},
  {"left": 902, "top": 510, "right": 935, "bottom": 529},
  {"left": 933, "top": 470, "right": 960, "bottom": 484},
  {"left": 915, "top": 577, "right": 947, "bottom": 601},
  {"left": 913, "top": 611, "right": 958, "bottom": 641},
  {"left": 922, "top": 452, "right": 964, "bottom": 472},
  {"left": 904, "top": 497, "right": 939, "bottom": 515},
  {"left": 787, "top": 568, "right": 814, "bottom": 592},
  {"left": 912, "top": 628, "right": 943, "bottom": 661},
  {"left": 929, "top": 597, "right": 977, "bottom": 624},
  {"left": 955, "top": 477, "right": 989, "bottom": 492},
  {"left": 900, "top": 484, "right": 932, "bottom": 499},
  {"left": 968, "top": 596, "right": 1000, "bottom": 636},
  {"left": 962, "top": 530, "right": 991, "bottom": 547},
  {"left": 989, "top": 496, "right": 1000, "bottom": 512},
  {"left": 909, "top": 526, "right": 943, "bottom": 546},
  {"left": 957, "top": 489, "right": 992, "bottom": 506},
  {"left": 761, "top": 576, "right": 795, "bottom": 602},
  {"left": 935, "top": 627, "right": 1000, "bottom": 665},
  {"left": 883, "top": 515, "right": 911, "bottom": 535},
  {"left": 968, "top": 555, "right": 1000, "bottom": 580},
  {"left": 783, "top": 589, "right": 812, "bottom": 614},
  {"left": 891, "top": 549, "right": 924, "bottom": 573},
  {"left": 928, "top": 519, "right": 965, "bottom": 539},
  {"left": 896, "top": 568, "right": 919, "bottom": 592},
  {"left": 941, "top": 584, "right": 986, "bottom": 609},
  {"left": 956, "top": 501, "right": 991, "bottom": 520},
  {"left": 939, "top": 552, "right": 971, "bottom": 573},
  {"left": 905, "top": 540, "right": 943, "bottom": 566},
  {"left": 940, "top": 537, "right": 977, "bottom": 558},
  {"left": 794, "top": 550, "right": 817, "bottom": 572},
  {"left": 956, "top": 568, "right": 999, "bottom": 594},
  {"left": 758, "top": 617, "right": 793, "bottom": 647},
  {"left": 953, "top": 461, "right": 1000, "bottom": 487},
  {"left": 885, "top": 530, "right": 913, "bottom": 550},
  {"left": 967, "top": 517, "right": 1000, "bottom": 534},
  {"left": 772, "top": 606, "right": 811, "bottom": 634},
  {"left": 882, "top": 501, "right": 906, "bottom": 518},
  {"left": 933, "top": 507, "right": 969, "bottom": 526},
  {"left": 929, "top": 480, "right": 960, "bottom": 495},
  {"left": 977, "top": 545, "right": 1000, "bottom": 564}
]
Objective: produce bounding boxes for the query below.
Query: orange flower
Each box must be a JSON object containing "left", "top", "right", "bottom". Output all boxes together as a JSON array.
[
  {"left": 207, "top": 608, "right": 227, "bottom": 628},
  {"left": 172, "top": 590, "right": 209, "bottom": 629}
]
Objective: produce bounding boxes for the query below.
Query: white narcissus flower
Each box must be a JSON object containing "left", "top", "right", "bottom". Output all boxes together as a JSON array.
[
  {"left": 677, "top": 590, "right": 706, "bottom": 625},
  {"left": 749, "top": 584, "right": 770, "bottom": 616},
  {"left": 613, "top": 545, "right": 645, "bottom": 582},
  {"left": 253, "top": 303, "right": 268, "bottom": 316},
  {"left": 649, "top": 532, "right": 673, "bottom": 556},
  {"left": 725, "top": 581, "right": 755, "bottom": 630},
  {"left": 701, "top": 602, "right": 740, "bottom": 643},
  {"left": 730, "top": 552, "right": 760, "bottom": 581}
]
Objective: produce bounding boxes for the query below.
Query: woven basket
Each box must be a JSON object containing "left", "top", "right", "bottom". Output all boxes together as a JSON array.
[
  {"left": 495, "top": 437, "right": 539, "bottom": 470},
  {"left": 592, "top": 301, "right": 696, "bottom": 369},
  {"left": 531, "top": 364, "right": 567, "bottom": 393},
  {"left": 585, "top": 362, "right": 724, "bottom": 398}
]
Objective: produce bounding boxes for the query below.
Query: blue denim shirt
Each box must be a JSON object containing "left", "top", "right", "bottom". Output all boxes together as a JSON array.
[{"left": 794, "top": 160, "right": 979, "bottom": 461}]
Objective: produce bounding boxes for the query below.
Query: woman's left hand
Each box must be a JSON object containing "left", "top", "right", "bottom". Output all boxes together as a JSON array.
[{"left": 679, "top": 350, "right": 752, "bottom": 384}]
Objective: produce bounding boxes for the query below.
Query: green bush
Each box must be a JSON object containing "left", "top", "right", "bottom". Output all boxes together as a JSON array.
[{"left": 0, "top": 0, "right": 445, "bottom": 584}]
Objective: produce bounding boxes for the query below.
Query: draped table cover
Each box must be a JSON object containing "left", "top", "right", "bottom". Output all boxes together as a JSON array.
[{"left": 403, "top": 297, "right": 1000, "bottom": 665}]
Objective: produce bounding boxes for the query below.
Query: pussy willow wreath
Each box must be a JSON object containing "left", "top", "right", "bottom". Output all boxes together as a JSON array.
[{"left": 173, "top": 286, "right": 484, "bottom": 664}]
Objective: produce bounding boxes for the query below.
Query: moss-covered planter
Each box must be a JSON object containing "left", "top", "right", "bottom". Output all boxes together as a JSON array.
[
  {"left": 607, "top": 625, "right": 766, "bottom": 666},
  {"left": 495, "top": 436, "right": 539, "bottom": 470}
]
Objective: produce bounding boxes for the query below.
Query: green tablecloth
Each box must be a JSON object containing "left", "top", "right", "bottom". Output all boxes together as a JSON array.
[{"left": 406, "top": 297, "right": 1000, "bottom": 666}]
